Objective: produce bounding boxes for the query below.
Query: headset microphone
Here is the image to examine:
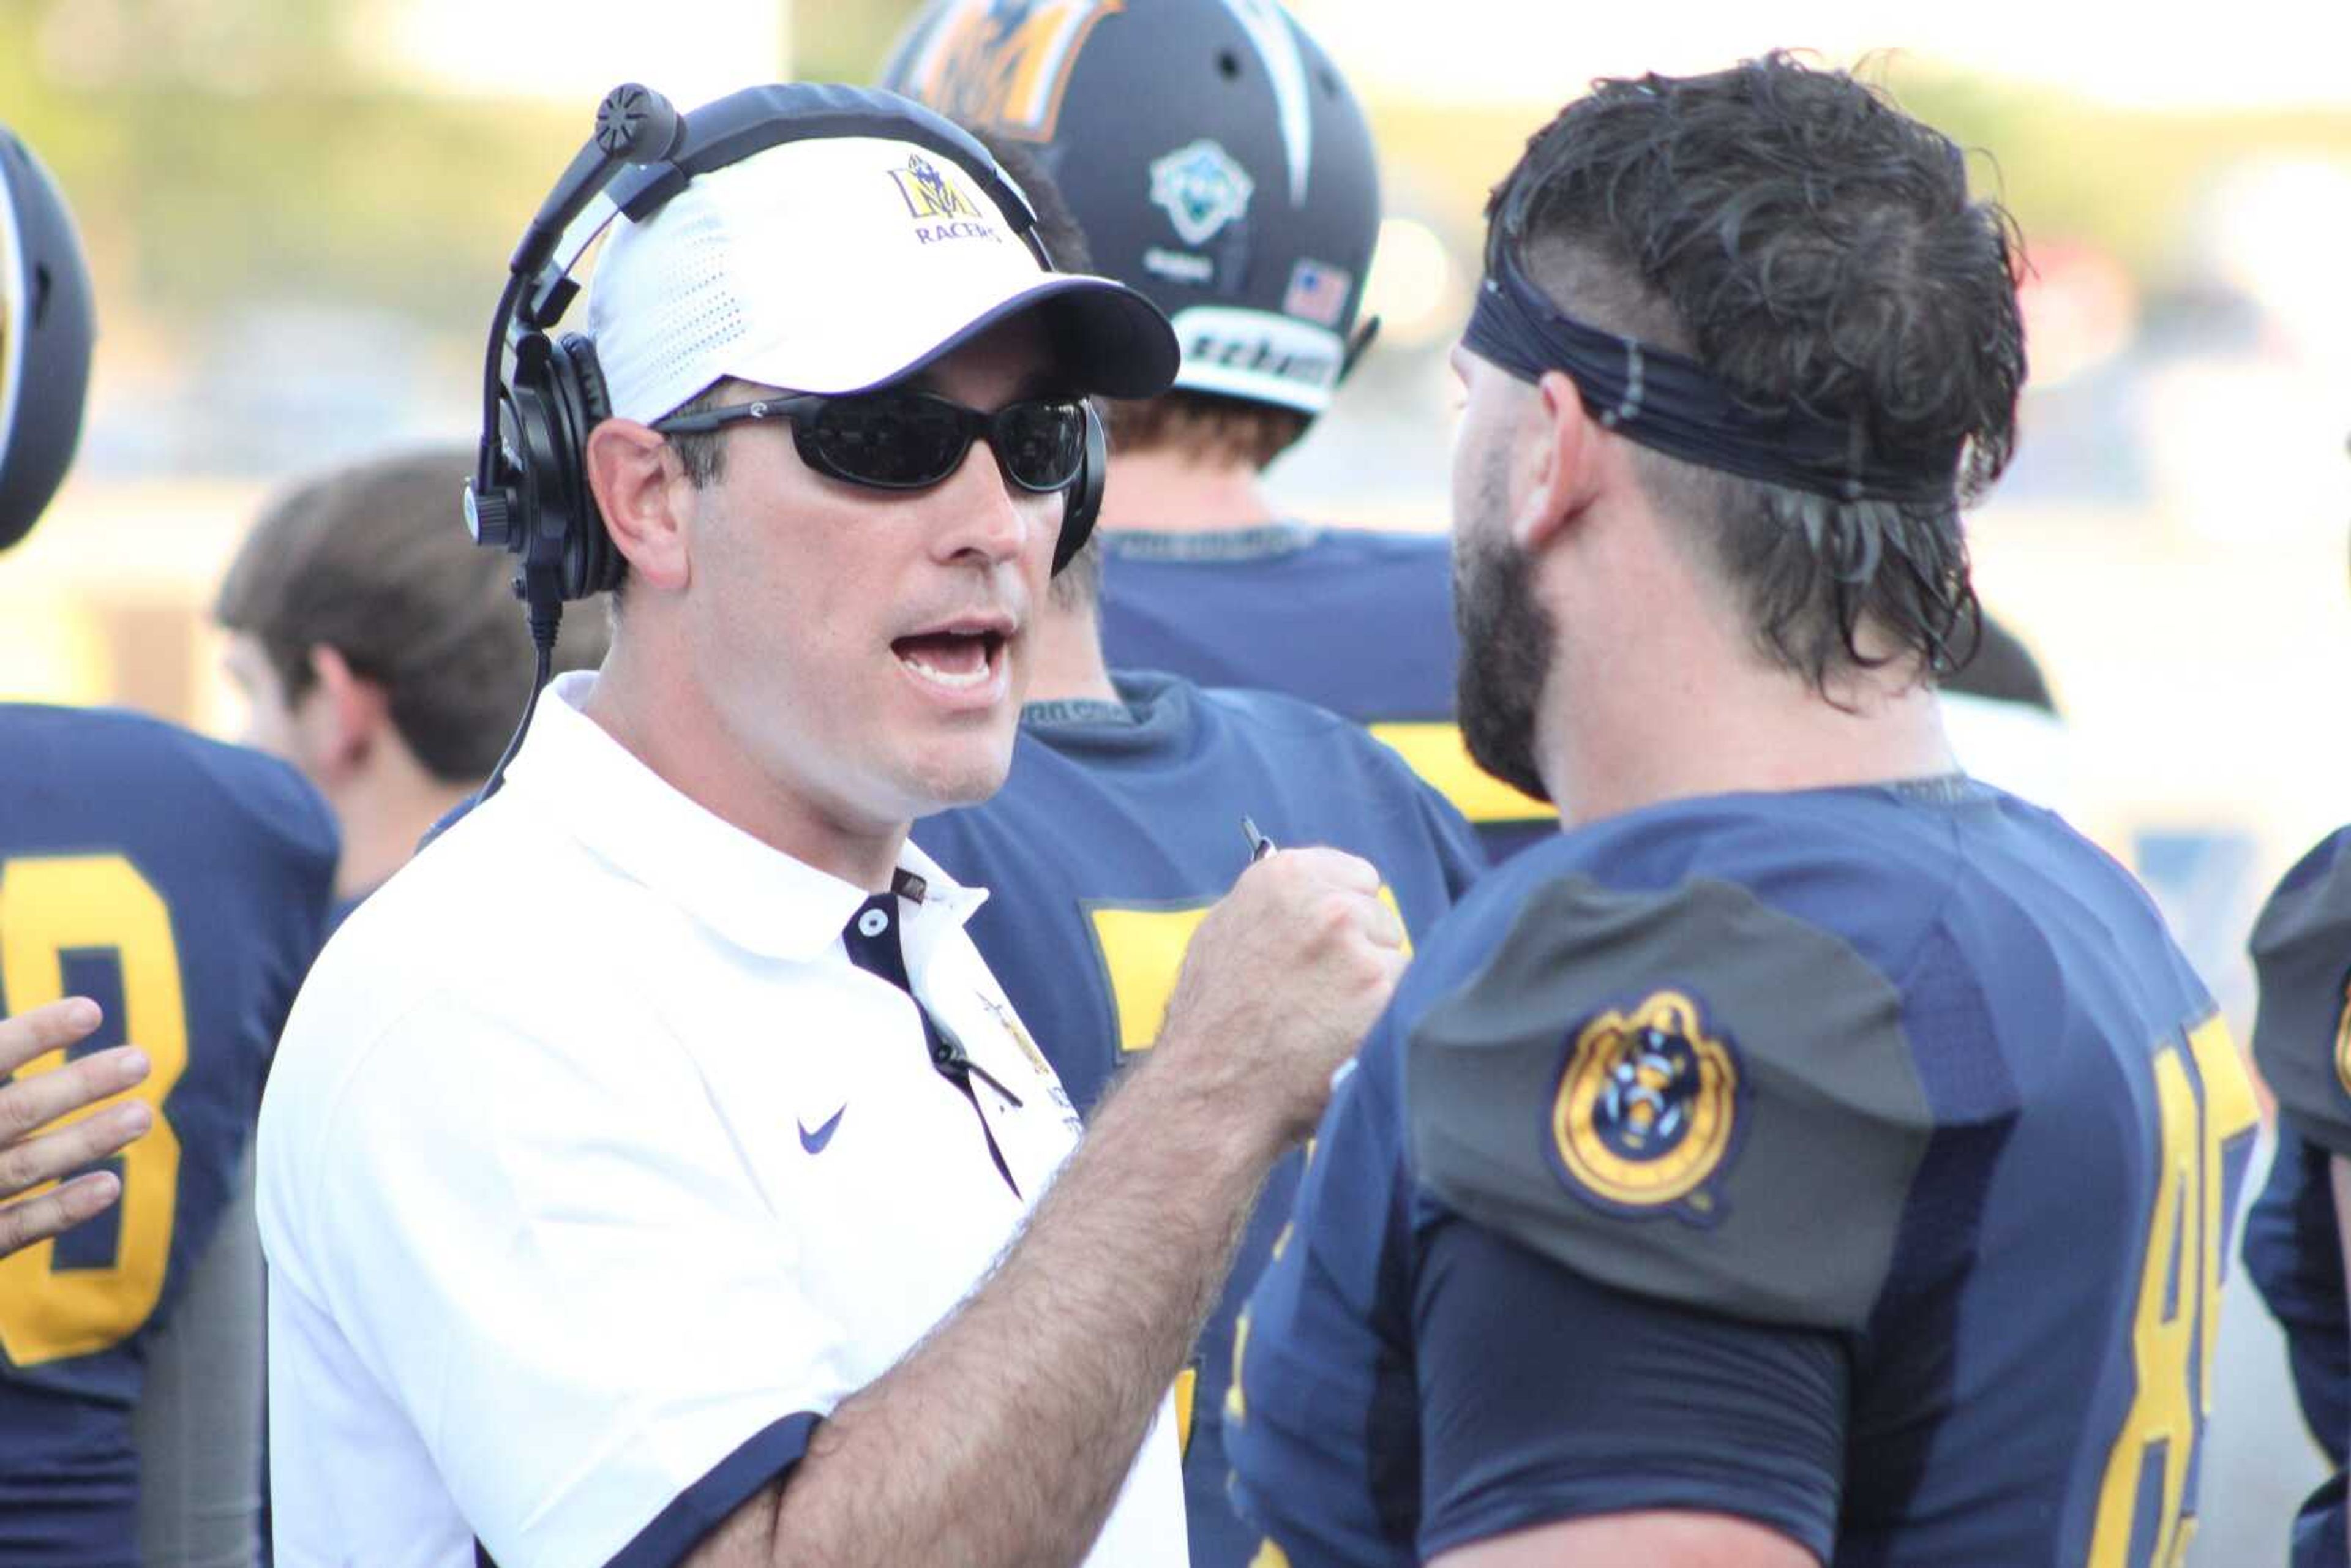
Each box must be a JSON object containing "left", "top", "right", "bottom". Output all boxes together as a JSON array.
[{"left": 512, "top": 84, "right": 685, "bottom": 282}]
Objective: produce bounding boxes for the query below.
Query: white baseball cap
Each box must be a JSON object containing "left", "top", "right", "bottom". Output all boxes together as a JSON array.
[{"left": 587, "top": 134, "right": 1179, "bottom": 424}]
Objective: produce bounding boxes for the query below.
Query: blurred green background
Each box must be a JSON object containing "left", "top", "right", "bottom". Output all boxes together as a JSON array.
[{"left": 11, "top": 1, "right": 2351, "bottom": 351}]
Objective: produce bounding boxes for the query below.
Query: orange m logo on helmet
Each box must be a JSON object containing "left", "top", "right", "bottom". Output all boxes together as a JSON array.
[{"left": 894, "top": 1, "right": 1127, "bottom": 141}]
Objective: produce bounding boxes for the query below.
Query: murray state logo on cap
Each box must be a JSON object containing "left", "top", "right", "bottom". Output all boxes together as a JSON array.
[{"left": 889, "top": 154, "right": 1002, "bottom": 246}]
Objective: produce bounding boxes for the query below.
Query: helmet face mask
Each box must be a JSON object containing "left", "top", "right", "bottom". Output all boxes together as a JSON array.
[
  {"left": 0, "top": 128, "right": 96, "bottom": 553},
  {"left": 882, "top": 0, "right": 1381, "bottom": 421}
]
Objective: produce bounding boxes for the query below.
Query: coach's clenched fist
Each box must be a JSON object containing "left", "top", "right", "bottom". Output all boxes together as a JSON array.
[{"left": 1153, "top": 847, "right": 1408, "bottom": 1145}]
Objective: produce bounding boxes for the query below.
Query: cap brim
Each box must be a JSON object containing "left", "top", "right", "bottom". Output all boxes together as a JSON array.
[{"left": 852, "top": 272, "right": 1180, "bottom": 402}]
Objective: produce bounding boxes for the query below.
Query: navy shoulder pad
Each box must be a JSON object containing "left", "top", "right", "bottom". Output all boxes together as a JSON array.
[
  {"left": 2252, "top": 827, "right": 2351, "bottom": 1156},
  {"left": 1408, "top": 871, "right": 1933, "bottom": 1332}
]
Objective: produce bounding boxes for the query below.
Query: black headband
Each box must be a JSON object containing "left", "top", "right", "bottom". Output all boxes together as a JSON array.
[{"left": 1461, "top": 244, "right": 1962, "bottom": 508}]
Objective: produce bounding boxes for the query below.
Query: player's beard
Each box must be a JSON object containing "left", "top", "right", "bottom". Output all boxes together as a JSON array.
[{"left": 1452, "top": 482, "right": 1556, "bottom": 806}]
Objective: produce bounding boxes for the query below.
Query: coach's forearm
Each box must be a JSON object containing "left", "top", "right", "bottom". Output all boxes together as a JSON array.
[{"left": 699, "top": 1047, "right": 1283, "bottom": 1568}]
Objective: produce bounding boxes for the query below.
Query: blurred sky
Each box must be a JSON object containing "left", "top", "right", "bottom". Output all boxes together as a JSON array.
[
  {"left": 1281, "top": 0, "right": 2351, "bottom": 110},
  {"left": 366, "top": 0, "right": 2351, "bottom": 111}
]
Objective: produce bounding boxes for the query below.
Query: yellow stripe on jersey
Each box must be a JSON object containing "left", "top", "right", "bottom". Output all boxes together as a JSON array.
[
  {"left": 1370, "top": 722, "right": 1554, "bottom": 826},
  {"left": 1086, "top": 902, "right": 1215, "bottom": 1056},
  {"left": 1090, "top": 891, "right": 1409, "bottom": 1056}
]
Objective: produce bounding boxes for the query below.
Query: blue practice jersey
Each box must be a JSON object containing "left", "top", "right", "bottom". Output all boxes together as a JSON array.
[
  {"left": 2243, "top": 825, "right": 2351, "bottom": 1566},
  {"left": 1227, "top": 778, "right": 2260, "bottom": 1567},
  {"left": 0, "top": 705, "right": 336, "bottom": 1566},
  {"left": 916, "top": 670, "right": 1485, "bottom": 1566},
  {"left": 1098, "top": 525, "right": 1554, "bottom": 862}
]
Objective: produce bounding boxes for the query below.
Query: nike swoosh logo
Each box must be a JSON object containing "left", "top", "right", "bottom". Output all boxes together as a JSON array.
[{"left": 799, "top": 1105, "right": 846, "bottom": 1154}]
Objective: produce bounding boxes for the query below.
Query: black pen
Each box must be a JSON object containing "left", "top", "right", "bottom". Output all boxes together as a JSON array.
[{"left": 1242, "top": 816, "right": 1275, "bottom": 863}]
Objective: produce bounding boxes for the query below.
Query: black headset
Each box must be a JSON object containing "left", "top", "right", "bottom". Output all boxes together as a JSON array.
[{"left": 465, "top": 81, "right": 1108, "bottom": 630}]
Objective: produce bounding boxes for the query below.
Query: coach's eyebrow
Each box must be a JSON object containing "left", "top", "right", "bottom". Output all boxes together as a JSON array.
[{"left": 898, "top": 366, "right": 1071, "bottom": 402}]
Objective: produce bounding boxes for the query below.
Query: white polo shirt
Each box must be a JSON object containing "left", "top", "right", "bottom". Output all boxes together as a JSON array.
[{"left": 257, "top": 673, "right": 1187, "bottom": 1568}]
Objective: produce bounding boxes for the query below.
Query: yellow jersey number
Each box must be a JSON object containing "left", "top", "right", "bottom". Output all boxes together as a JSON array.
[
  {"left": 2087, "top": 1015, "right": 2259, "bottom": 1567},
  {"left": 0, "top": 855, "right": 189, "bottom": 1366}
]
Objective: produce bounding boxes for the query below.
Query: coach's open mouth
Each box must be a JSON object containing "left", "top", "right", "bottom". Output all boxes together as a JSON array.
[{"left": 893, "top": 622, "right": 1010, "bottom": 691}]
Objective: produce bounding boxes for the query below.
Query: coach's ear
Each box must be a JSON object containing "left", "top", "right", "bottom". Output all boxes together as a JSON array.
[
  {"left": 1515, "top": 369, "right": 1606, "bottom": 554},
  {"left": 585, "top": 418, "right": 691, "bottom": 595}
]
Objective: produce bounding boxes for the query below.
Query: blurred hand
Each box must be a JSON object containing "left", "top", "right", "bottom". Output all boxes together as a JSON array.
[
  {"left": 0, "top": 999, "right": 152, "bottom": 1259},
  {"left": 1154, "top": 846, "right": 1409, "bottom": 1144}
]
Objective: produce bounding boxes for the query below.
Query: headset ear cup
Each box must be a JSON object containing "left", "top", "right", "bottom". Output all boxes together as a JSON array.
[
  {"left": 552, "top": 331, "right": 621, "bottom": 599},
  {"left": 1053, "top": 402, "right": 1107, "bottom": 574}
]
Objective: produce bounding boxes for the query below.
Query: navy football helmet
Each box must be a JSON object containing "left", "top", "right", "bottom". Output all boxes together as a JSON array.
[
  {"left": 0, "top": 124, "right": 94, "bottom": 552},
  {"left": 882, "top": 0, "right": 1380, "bottom": 421}
]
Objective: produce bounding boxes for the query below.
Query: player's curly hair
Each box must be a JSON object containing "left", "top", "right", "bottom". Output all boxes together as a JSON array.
[{"left": 1491, "top": 53, "right": 2027, "bottom": 691}]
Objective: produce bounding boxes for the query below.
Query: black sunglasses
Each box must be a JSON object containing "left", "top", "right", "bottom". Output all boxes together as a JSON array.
[{"left": 651, "top": 391, "right": 1088, "bottom": 495}]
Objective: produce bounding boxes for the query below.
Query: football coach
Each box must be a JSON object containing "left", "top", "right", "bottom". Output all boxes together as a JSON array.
[{"left": 255, "top": 86, "right": 1406, "bottom": 1568}]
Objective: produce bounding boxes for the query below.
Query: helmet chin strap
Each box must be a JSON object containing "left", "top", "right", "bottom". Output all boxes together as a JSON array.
[{"left": 1338, "top": 313, "right": 1381, "bottom": 385}]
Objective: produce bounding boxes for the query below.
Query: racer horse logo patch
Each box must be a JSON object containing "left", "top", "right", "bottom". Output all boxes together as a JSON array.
[{"left": 1550, "top": 989, "right": 1744, "bottom": 1225}]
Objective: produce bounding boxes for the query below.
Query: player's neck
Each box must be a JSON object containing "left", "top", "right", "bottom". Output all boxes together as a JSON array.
[
  {"left": 1095, "top": 446, "right": 1277, "bottom": 533},
  {"left": 1537, "top": 555, "right": 1957, "bottom": 825},
  {"left": 331, "top": 752, "right": 478, "bottom": 902},
  {"left": 1551, "top": 665, "right": 1957, "bottom": 826},
  {"left": 1022, "top": 593, "right": 1120, "bottom": 705}
]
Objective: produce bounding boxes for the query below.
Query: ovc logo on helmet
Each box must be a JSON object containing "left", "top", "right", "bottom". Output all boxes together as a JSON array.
[{"left": 1149, "top": 140, "right": 1254, "bottom": 248}]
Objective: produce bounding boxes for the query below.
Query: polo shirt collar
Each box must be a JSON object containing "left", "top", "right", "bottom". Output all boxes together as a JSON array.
[{"left": 505, "top": 673, "right": 988, "bottom": 961}]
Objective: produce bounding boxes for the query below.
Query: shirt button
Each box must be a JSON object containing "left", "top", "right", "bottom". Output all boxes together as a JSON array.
[{"left": 858, "top": 908, "right": 889, "bottom": 938}]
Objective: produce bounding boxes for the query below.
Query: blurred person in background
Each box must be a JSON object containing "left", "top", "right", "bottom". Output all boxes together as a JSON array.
[
  {"left": 909, "top": 135, "right": 1487, "bottom": 1566},
  {"left": 1221, "top": 55, "right": 2262, "bottom": 1566},
  {"left": 883, "top": 0, "right": 1556, "bottom": 861},
  {"left": 2240, "top": 515, "right": 2351, "bottom": 1567},
  {"left": 215, "top": 446, "right": 609, "bottom": 926},
  {"left": 0, "top": 123, "right": 337, "bottom": 1567},
  {"left": 2244, "top": 893, "right": 2351, "bottom": 1568}
]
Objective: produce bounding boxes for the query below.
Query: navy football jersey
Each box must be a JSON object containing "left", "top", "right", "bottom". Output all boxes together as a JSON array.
[
  {"left": 2243, "top": 825, "right": 2351, "bottom": 1566},
  {"left": 915, "top": 670, "right": 1484, "bottom": 1566},
  {"left": 1227, "top": 778, "right": 2260, "bottom": 1567},
  {"left": 0, "top": 705, "right": 336, "bottom": 1566},
  {"left": 1098, "top": 525, "right": 1554, "bottom": 862}
]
